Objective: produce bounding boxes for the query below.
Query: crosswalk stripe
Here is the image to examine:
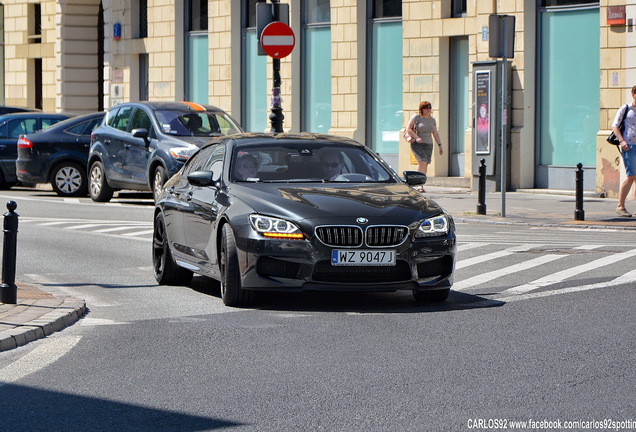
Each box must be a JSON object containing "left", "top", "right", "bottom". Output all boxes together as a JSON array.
[
  {"left": 457, "top": 242, "right": 486, "bottom": 252},
  {"left": 500, "top": 248, "right": 636, "bottom": 296},
  {"left": 456, "top": 244, "right": 539, "bottom": 270},
  {"left": 453, "top": 254, "right": 566, "bottom": 291},
  {"left": 497, "top": 268, "right": 636, "bottom": 303}
]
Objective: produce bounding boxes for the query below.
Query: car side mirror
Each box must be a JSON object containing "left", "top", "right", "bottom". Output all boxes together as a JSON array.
[
  {"left": 187, "top": 170, "right": 219, "bottom": 187},
  {"left": 403, "top": 170, "right": 427, "bottom": 186},
  {"left": 131, "top": 128, "right": 149, "bottom": 146}
]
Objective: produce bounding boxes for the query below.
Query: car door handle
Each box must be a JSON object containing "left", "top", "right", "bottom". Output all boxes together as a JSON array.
[
  {"left": 104, "top": 140, "right": 111, "bottom": 145},
  {"left": 124, "top": 144, "right": 131, "bottom": 150}
]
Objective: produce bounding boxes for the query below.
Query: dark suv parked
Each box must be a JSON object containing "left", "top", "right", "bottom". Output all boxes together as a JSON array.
[{"left": 88, "top": 101, "right": 242, "bottom": 202}]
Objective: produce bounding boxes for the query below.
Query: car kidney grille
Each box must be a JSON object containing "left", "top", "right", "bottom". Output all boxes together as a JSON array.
[
  {"left": 316, "top": 225, "right": 408, "bottom": 247},
  {"left": 366, "top": 226, "right": 408, "bottom": 247},
  {"left": 316, "top": 226, "right": 363, "bottom": 247}
]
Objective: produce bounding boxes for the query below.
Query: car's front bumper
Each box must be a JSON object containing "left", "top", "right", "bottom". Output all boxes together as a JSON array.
[{"left": 235, "top": 233, "right": 456, "bottom": 293}]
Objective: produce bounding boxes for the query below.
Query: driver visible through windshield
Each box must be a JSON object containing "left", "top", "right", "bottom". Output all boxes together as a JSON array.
[{"left": 231, "top": 144, "right": 396, "bottom": 183}]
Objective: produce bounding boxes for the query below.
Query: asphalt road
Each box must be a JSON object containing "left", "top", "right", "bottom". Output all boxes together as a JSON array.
[{"left": 0, "top": 187, "right": 634, "bottom": 432}]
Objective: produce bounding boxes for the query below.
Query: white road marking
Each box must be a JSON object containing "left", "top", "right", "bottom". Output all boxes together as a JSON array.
[
  {"left": 454, "top": 254, "right": 565, "bottom": 291},
  {"left": 121, "top": 230, "right": 154, "bottom": 237},
  {"left": 80, "top": 318, "right": 130, "bottom": 326},
  {"left": 497, "top": 268, "right": 636, "bottom": 303},
  {"left": 0, "top": 336, "right": 81, "bottom": 386},
  {"left": 500, "top": 248, "right": 636, "bottom": 296},
  {"left": 456, "top": 244, "right": 539, "bottom": 270},
  {"left": 457, "top": 242, "right": 487, "bottom": 252}
]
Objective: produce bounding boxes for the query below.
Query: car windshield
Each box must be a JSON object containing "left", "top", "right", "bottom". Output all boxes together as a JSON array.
[
  {"left": 154, "top": 110, "right": 240, "bottom": 137},
  {"left": 231, "top": 143, "right": 396, "bottom": 183}
]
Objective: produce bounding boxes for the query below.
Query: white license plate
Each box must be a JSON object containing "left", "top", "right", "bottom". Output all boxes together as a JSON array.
[{"left": 331, "top": 249, "right": 396, "bottom": 266}]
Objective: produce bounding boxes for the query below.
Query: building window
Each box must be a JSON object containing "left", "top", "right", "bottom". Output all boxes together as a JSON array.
[
  {"left": 185, "top": 0, "right": 209, "bottom": 103},
  {"left": 243, "top": 0, "right": 267, "bottom": 132},
  {"left": 139, "top": 54, "right": 149, "bottom": 100},
  {"left": 28, "top": 3, "right": 42, "bottom": 44},
  {"left": 303, "top": 0, "right": 331, "bottom": 133},
  {"left": 190, "top": 0, "right": 208, "bottom": 31},
  {"left": 373, "top": 0, "right": 400, "bottom": 18},
  {"left": 369, "top": 0, "right": 402, "bottom": 168},
  {"left": 140, "top": 0, "right": 148, "bottom": 37},
  {"left": 33, "top": 58, "right": 43, "bottom": 109},
  {"left": 452, "top": 0, "right": 467, "bottom": 17}
]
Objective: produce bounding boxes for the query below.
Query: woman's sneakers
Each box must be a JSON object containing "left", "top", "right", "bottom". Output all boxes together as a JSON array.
[{"left": 616, "top": 206, "right": 632, "bottom": 217}]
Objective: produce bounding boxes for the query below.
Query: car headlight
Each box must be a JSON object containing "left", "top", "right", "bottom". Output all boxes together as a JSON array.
[
  {"left": 170, "top": 145, "right": 198, "bottom": 161},
  {"left": 415, "top": 214, "right": 449, "bottom": 237},
  {"left": 249, "top": 214, "right": 305, "bottom": 240}
]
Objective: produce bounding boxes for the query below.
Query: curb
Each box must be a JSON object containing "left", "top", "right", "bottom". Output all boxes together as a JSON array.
[{"left": 0, "top": 298, "right": 87, "bottom": 352}]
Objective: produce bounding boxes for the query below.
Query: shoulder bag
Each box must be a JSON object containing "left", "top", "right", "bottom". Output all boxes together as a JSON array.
[
  {"left": 607, "top": 104, "right": 629, "bottom": 146},
  {"left": 403, "top": 115, "right": 418, "bottom": 143}
]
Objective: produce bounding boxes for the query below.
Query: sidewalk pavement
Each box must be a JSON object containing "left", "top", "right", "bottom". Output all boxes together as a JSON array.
[{"left": 1, "top": 186, "right": 635, "bottom": 352}]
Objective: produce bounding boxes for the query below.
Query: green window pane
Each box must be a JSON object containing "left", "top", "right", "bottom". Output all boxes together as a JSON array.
[
  {"left": 187, "top": 33, "right": 209, "bottom": 104},
  {"left": 245, "top": 31, "right": 268, "bottom": 132},
  {"left": 304, "top": 27, "right": 331, "bottom": 133},
  {"left": 371, "top": 22, "right": 402, "bottom": 158},
  {"left": 539, "top": 8, "right": 599, "bottom": 167}
]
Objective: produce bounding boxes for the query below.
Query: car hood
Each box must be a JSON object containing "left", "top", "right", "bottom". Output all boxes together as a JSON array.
[
  {"left": 230, "top": 183, "right": 448, "bottom": 224},
  {"left": 168, "top": 136, "right": 221, "bottom": 148}
]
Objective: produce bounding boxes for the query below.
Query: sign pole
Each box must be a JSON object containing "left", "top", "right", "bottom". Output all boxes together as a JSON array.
[
  {"left": 269, "top": 0, "right": 284, "bottom": 133},
  {"left": 501, "top": 55, "right": 507, "bottom": 217}
]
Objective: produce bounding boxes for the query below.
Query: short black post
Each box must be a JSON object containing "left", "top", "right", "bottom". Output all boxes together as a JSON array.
[
  {"left": 477, "top": 159, "right": 487, "bottom": 215},
  {"left": 0, "top": 201, "right": 19, "bottom": 304},
  {"left": 574, "top": 163, "right": 584, "bottom": 221}
]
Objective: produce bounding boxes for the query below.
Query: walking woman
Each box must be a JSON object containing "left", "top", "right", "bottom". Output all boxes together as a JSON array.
[
  {"left": 612, "top": 85, "right": 636, "bottom": 217},
  {"left": 405, "top": 101, "right": 443, "bottom": 183}
]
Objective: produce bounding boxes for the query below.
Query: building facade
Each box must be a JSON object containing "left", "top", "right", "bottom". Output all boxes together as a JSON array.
[{"left": 0, "top": 0, "right": 631, "bottom": 195}]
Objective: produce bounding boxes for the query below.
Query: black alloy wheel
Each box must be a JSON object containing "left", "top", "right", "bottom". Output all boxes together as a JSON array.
[
  {"left": 88, "top": 161, "right": 114, "bottom": 202},
  {"left": 219, "top": 224, "right": 252, "bottom": 307},
  {"left": 152, "top": 213, "right": 193, "bottom": 285},
  {"left": 153, "top": 166, "right": 167, "bottom": 202},
  {"left": 51, "top": 161, "right": 88, "bottom": 197}
]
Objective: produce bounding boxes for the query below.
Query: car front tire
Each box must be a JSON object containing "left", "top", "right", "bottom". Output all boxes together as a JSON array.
[
  {"left": 220, "top": 224, "right": 253, "bottom": 307},
  {"left": 88, "top": 161, "right": 114, "bottom": 202},
  {"left": 153, "top": 213, "right": 193, "bottom": 285},
  {"left": 153, "top": 166, "right": 167, "bottom": 202},
  {"left": 51, "top": 161, "right": 87, "bottom": 197}
]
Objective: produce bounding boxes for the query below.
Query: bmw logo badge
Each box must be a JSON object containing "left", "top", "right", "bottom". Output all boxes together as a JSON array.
[{"left": 356, "top": 217, "right": 368, "bottom": 224}]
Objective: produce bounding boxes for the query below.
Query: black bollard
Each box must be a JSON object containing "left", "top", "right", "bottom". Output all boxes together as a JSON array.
[
  {"left": 0, "top": 201, "right": 19, "bottom": 304},
  {"left": 574, "top": 163, "right": 584, "bottom": 221},
  {"left": 477, "top": 159, "right": 487, "bottom": 215}
]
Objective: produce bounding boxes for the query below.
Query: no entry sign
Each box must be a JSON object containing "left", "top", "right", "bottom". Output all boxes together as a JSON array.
[{"left": 261, "top": 21, "right": 295, "bottom": 59}]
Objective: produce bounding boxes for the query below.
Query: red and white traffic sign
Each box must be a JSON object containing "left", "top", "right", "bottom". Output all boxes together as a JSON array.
[{"left": 261, "top": 21, "right": 295, "bottom": 59}]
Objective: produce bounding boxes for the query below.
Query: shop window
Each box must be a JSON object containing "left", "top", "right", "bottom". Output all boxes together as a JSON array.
[
  {"left": 185, "top": 0, "right": 209, "bottom": 103},
  {"left": 243, "top": 0, "right": 267, "bottom": 132},
  {"left": 303, "top": 0, "right": 331, "bottom": 133},
  {"left": 369, "top": 0, "right": 402, "bottom": 168}
]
